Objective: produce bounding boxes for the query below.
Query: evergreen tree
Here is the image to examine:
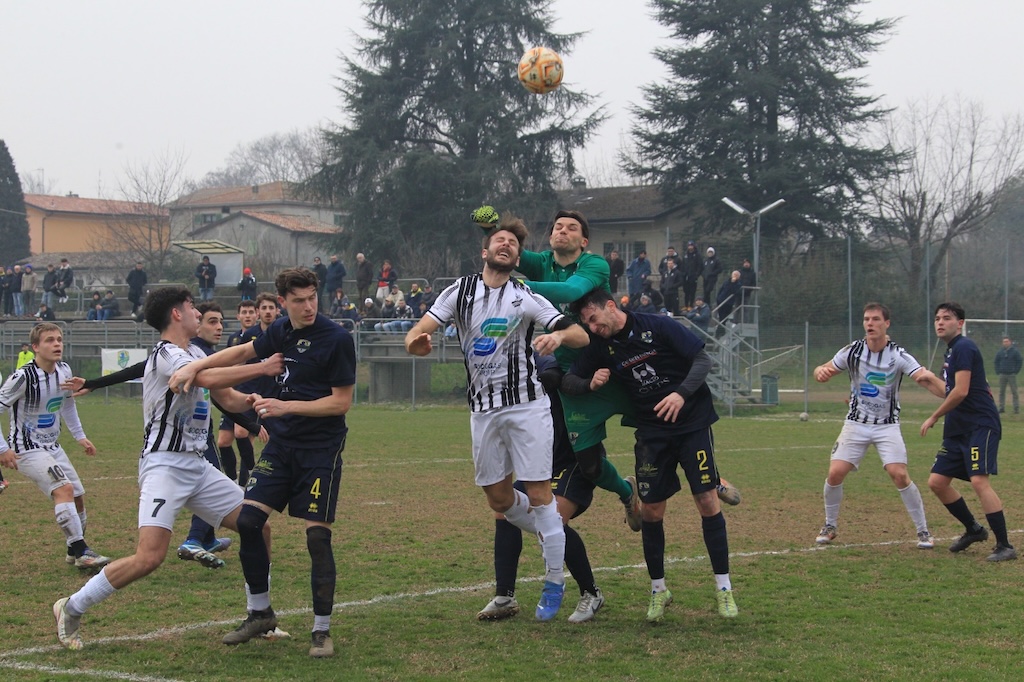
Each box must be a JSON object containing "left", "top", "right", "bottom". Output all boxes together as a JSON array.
[
  {"left": 627, "top": 0, "right": 896, "bottom": 240},
  {"left": 306, "top": 0, "right": 604, "bottom": 276},
  {"left": 0, "top": 140, "right": 31, "bottom": 261}
]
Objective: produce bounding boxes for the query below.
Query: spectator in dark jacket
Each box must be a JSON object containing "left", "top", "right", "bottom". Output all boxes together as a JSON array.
[
  {"left": 195, "top": 256, "right": 217, "bottom": 301},
  {"left": 684, "top": 295, "right": 711, "bottom": 334},
  {"left": 42, "top": 263, "right": 59, "bottom": 308},
  {"left": 324, "top": 255, "right": 346, "bottom": 296},
  {"left": 355, "top": 253, "right": 373, "bottom": 302},
  {"left": 626, "top": 251, "right": 651, "bottom": 296},
  {"left": 126, "top": 262, "right": 147, "bottom": 318},
  {"left": 86, "top": 291, "right": 104, "bottom": 321},
  {"left": 35, "top": 302, "right": 56, "bottom": 321},
  {"left": 606, "top": 249, "right": 625, "bottom": 294},
  {"left": 406, "top": 283, "right": 424, "bottom": 315},
  {"left": 634, "top": 294, "right": 658, "bottom": 314},
  {"left": 995, "top": 336, "right": 1023, "bottom": 414},
  {"left": 716, "top": 270, "right": 743, "bottom": 323},
  {"left": 739, "top": 257, "right": 757, "bottom": 321},
  {"left": 702, "top": 247, "right": 723, "bottom": 304},
  {"left": 237, "top": 268, "right": 258, "bottom": 300},
  {"left": 313, "top": 256, "right": 329, "bottom": 310},
  {"left": 659, "top": 259, "right": 683, "bottom": 315},
  {"left": 681, "top": 241, "right": 701, "bottom": 310},
  {"left": 420, "top": 283, "right": 437, "bottom": 310},
  {"left": 99, "top": 290, "right": 121, "bottom": 320}
]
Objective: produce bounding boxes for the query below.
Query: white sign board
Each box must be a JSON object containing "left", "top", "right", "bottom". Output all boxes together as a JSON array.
[{"left": 101, "top": 348, "right": 149, "bottom": 379}]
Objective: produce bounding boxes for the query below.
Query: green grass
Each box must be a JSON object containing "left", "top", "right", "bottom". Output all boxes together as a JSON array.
[{"left": 1, "top": 399, "right": 1023, "bottom": 681}]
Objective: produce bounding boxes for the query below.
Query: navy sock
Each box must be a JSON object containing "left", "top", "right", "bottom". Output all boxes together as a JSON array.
[
  {"left": 237, "top": 505, "right": 271, "bottom": 594},
  {"left": 944, "top": 497, "right": 981, "bottom": 532},
  {"left": 986, "top": 510, "right": 1012, "bottom": 547},
  {"left": 702, "top": 512, "right": 729, "bottom": 575},
  {"left": 219, "top": 446, "right": 237, "bottom": 483},
  {"left": 307, "top": 526, "right": 336, "bottom": 617},
  {"left": 641, "top": 520, "right": 666, "bottom": 581},
  {"left": 564, "top": 525, "right": 597, "bottom": 596},
  {"left": 494, "top": 519, "right": 522, "bottom": 598}
]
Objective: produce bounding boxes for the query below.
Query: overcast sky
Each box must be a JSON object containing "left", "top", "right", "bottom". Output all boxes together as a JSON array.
[{"left": 2, "top": 0, "right": 1020, "bottom": 197}]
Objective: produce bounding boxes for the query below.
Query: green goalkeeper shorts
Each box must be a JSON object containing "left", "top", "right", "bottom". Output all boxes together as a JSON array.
[{"left": 557, "top": 379, "right": 635, "bottom": 452}]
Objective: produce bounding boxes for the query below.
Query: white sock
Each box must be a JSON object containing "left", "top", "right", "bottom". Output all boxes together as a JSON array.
[
  {"left": 501, "top": 489, "right": 537, "bottom": 534},
  {"left": 531, "top": 498, "right": 565, "bottom": 584},
  {"left": 246, "top": 567, "right": 272, "bottom": 612},
  {"left": 651, "top": 578, "right": 667, "bottom": 593},
  {"left": 899, "top": 482, "right": 928, "bottom": 533},
  {"left": 715, "top": 573, "right": 732, "bottom": 591},
  {"left": 78, "top": 510, "right": 88, "bottom": 536},
  {"left": 313, "top": 615, "right": 331, "bottom": 633},
  {"left": 55, "top": 502, "right": 84, "bottom": 544},
  {"left": 823, "top": 481, "right": 843, "bottom": 527},
  {"left": 67, "top": 567, "right": 116, "bottom": 616}
]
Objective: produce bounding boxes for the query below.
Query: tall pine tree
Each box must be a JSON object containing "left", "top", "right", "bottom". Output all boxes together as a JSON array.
[
  {"left": 627, "top": 0, "right": 896, "bottom": 240},
  {"left": 0, "top": 140, "right": 32, "bottom": 262},
  {"left": 306, "top": 0, "right": 604, "bottom": 276}
]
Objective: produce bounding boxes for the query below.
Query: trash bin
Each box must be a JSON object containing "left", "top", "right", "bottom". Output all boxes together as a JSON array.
[{"left": 761, "top": 374, "right": 779, "bottom": 406}]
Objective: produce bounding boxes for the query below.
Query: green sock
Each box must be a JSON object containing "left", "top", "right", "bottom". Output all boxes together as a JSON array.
[{"left": 593, "top": 458, "right": 632, "bottom": 501}]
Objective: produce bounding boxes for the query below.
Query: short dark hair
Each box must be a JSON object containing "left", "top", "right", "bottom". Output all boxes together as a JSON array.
[
  {"left": 196, "top": 301, "right": 223, "bottom": 318},
  {"left": 274, "top": 267, "right": 319, "bottom": 297},
  {"left": 934, "top": 301, "right": 965, "bottom": 320},
  {"left": 569, "top": 287, "right": 615, "bottom": 317},
  {"left": 144, "top": 286, "right": 193, "bottom": 332},
  {"left": 863, "top": 302, "right": 890, "bottom": 321},
  {"left": 237, "top": 300, "right": 257, "bottom": 311},
  {"left": 256, "top": 292, "right": 278, "bottom": 308},
  {"left": 549, "top": 210, "right": 589, "bottom": 239},
  {"left": 484, "top": 214, "right": 529, "bottom": 251}
]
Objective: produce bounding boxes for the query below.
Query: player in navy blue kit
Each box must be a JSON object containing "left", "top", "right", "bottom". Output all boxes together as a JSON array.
[
  {"left": 217, "top": 299, "right": 260, "bottom": 484},
  {"left": 170, "top": 268, "right": 356, "bottom": 657},
  {"left": 562, "top": 288, "right": 738, "bottom": 623},
  {"left": 921, "top": 302, "right": 1016, "bottom": 562}
]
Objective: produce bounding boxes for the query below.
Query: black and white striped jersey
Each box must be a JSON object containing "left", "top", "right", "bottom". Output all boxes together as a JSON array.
[
  {"left": 141, "top": 341, "right": 211, "bottom": 457},
  {"left": 426, "top": 275, "right": 564, "bottom": 413},
  {"left": 0, "top": 361, "right": 86, "bottom": 453},
  {"left": 831, "top": 340, "right": 923, "bottom": 424}
]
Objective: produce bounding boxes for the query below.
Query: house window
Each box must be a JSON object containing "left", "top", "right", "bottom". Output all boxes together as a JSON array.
[
  {"left": 193, "top": 213, "right": 220, "bottom": 227},
  {"left": 221, "top": 206, "right": 231, "bottom": 214},
  {"left": 333, "top": 214, "right": 344, "bottom": 226}
]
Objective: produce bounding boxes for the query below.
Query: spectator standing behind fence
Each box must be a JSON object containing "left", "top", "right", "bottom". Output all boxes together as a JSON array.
[
  {"left": 660, "top": 258, "right": 682, "bottom": 316},
  {"left": 625, "top": 251, "right": 650, "bottom": 297},
  {"left": 739, "top": 258, "right": 756, "bottom": 316},
  {"left": 324, "top": 255, "right": 346, "bottom": 300},
  {"left": 681, "top": 241, "right": 701, "bottom": 310},
  {"left": 237, "top": 268, "right": 257, "bottom": 301},
  {"left": 22, "top": 264, "right": 37, "bottom": 315},
  {"left": 716, "top": 271, "right": 743, "bottom": 324},
  {"left": 375, "top": 260, "right": 398, "bottom": 303},
  {"left": 606, "top": 249, "right": 625, "bottom": 294},
  {"left": 126, "top": 262, "right": 147, "bottom": 319},
  {"left": 994, "top": 336, "right": 1022, "bottom": 414},
  {"left": 195, "top": 256, "right": 217, "bottom": 301},
  {"left": 11, "top": 264, "right": 24, "bottom": 317},
  {"left": 1, "top": 268, "right": 12, "bottom": 316},
  {"left": 702, "top": 248, "right": 722, "bottom": 304},
  {"left": 56, "top": 258, "right": 74, "bottom": 303},
  {"left": 354, "top": 253, "right": 372, "bottom": 303},
  {"left": 42, "top": 263, "right": 58, "bottom": 308},
  {"left": 312, "top": 257, "right": 328, "bottom": 310}
]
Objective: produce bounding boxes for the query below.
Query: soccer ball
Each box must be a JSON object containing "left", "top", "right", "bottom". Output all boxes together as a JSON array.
[
  {"left": 799, "top": 412, "right": 810, "bottom": 422},
  {"left": 518, "top": 47, "right": 564, "bottom": 94}
]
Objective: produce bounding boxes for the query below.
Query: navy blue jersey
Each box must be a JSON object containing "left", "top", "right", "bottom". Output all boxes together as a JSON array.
[
  {"left": 572, "top": 311, "right": 717, "bottom": 435},
  {"left": 251, "top": 313, "right": 355, "bottom": 448},
  {"left": 942, "top": 334, "right": 1001, "bottom": 437},
  {"left": 190, "top": 336, "right": 216, "bottom": 357},
  {"left": 225, "top": 329, "right": 247, "bottom": 348},
  {"left": 235, "top": 323, "right": 269, "bottom": 395}
]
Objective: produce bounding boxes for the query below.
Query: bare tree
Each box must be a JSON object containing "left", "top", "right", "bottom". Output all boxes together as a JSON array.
[
  {"left": 198, "top": 128, "right": 327, "bottom": 188},
  {"left": 21, "top": 169, "right": 58, "bottom": 195},
  {"left": 866, "top": 97, "right": 1024, "bottom": 294},
  {"left": 88, "top": 150, "right": 192, "bottom": 280}
]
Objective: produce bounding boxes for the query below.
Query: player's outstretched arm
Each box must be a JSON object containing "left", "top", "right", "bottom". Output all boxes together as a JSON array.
[
  {"left": 194, "top": 353, "right": 285, "bottom": 390},
  {"left": 405, "top": 317, "right": 440, "bottom": 356},
  {"left": 912, "top": 368, "right": 947, "bottom": 398},
  {"left": 170, "top": 342, "right": 257, "bottom": 393},
  {"left": 813, "top": 362, "right": 840, "bottom": 383}
]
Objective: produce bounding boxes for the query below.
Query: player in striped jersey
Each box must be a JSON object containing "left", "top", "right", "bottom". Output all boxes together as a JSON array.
[
  {"left": 53, "top": 286, "right": 282, "bottom": 650},
  {"left": 0, "top": 323, "right": 109, "bottom": 569},
  {"left": 813, "top": 303, "right": 946, "bottom": 548},
  {"left": 405, "top": 215, "right": 590, "bottom": 621}
]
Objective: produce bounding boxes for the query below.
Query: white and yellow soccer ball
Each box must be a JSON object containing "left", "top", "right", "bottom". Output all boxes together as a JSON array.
[{"left": 517, "top": 47, "right": 564, "bottom": 95}]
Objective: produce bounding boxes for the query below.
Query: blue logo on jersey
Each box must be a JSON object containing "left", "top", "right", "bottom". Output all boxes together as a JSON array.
[
  {"left": 193, "top": 401, "right": 210, "bottom": 420},
  {"left": 37, "top": 413, "right": 57, "bottom": 429},
  {"left": 858, "top": 383, "right": 880, "bottom": 397},
  {"left": 472, "top": 318, "right": 509, "bottom": 356},
  {"left": 860, "top": 370, "right": 895, "bottom": 397}
]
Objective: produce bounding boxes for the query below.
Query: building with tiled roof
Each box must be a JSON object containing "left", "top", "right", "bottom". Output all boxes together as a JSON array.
[
  {"left": 23, "top": 194, "right": 169, "bottom": 255},
  {"left": 190, "top": 210, "right": 341, "bottom": 272},
  {"left": 170, "top": 181, "right": 344, "bottom": 237}
]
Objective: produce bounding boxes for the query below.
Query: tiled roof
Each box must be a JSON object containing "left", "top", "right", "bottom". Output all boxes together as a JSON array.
[
  {"left": 556, "top": 185, "right": 680, "bottom": 222},
  {"left": 24, "top": 194, "right": 166, "bottom": 217},
  {"left": 172, "top": 181, "right": 312, "bottom": 207},
  {"left": 195, "top": 211, "right": 339, "bottom": 236}
]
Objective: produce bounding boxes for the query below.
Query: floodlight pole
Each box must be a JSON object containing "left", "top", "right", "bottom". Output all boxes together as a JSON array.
[{"left": 720, "top": 197, "right": 785, "bottom": 281}]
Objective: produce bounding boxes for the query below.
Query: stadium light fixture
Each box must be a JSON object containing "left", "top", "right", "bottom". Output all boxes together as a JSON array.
[{"left": 720, "top": 197, "right": 785, "bottom": 280}]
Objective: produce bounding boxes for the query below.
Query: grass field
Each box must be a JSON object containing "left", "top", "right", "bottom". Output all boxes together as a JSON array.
[{"left": 1, "top": 397, "right": 1022, "bottom": 681}]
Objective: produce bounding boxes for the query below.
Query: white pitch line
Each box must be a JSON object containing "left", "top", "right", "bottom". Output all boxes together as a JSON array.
[{"left": 5, "top": 528, "right": 1020, "bottom": 667}]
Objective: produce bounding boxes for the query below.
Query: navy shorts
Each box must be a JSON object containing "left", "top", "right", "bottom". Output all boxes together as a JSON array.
[
  {"left": 218, "top": 413, "right": 235, "bottom": 431},
  {"left": 634, "top": 427, "right": 719, "bottom": 504},
  {"left": 245, "top": 439, "right": 345, "bottom": 523},
  {"left": 514, "top": 459, "right": 595, "bottom": 519},
  {"left": 931, "top": 428, "right": 1000, "bottom": 481}
]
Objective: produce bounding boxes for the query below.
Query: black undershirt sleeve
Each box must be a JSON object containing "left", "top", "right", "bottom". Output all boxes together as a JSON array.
[{"left": 674, "top": 349, "right": 714, "bottom": 398}]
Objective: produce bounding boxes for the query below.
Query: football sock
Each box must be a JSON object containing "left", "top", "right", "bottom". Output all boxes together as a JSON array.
[
  {"left": 702, "top": 512, "right": 730, "bottom": 576},
  {"left": 67, "top": 567, "right": 116, "bottom": 616},
  {"left": 642, "top": 520, "right": 666, "bottom": 581},
  {"left": 532, "top": 499, "right": 565, "bottom": 584},
  {"left": 823, "top": 480, "right": 843, "bottom": 527},
  {"left": 651, "top": 578, "right": 667, "bottom": 593},
  {"left": 69, "top": 539, "right": 87, "bottom": 558},
  {"left": 564, "top": 525, "right": 597, "bottom": 596},
  {"left": 236, "top": 438, "right": 255, "bottom": 484},
  {"left": 502, "top": 489, "right": 537, "bottom": 534},
  {"left": 78, "top": 509, "right": 87, "bottom": 536},
  {"left": 597, "top": 458, "right": 634, "bottom": 502},
  {"left": 493, "top": 519, "right": 522, "bottom": 598},
  {"left": 219, "top": 446, "right": 237, "bottom": 483},
  {"left": 898, "top": 482, "right": 928, "bottom": 533},
  {"left": 245, "top": 568, "right": 272, "bottom": 612},
  {"left": 986, "top": 510, "right": 1012, "bottom": 547},
  {"left": 237, "top": 505, "right": 271, "bottom": 595},
  {"left": 186, "top": 514, "right": 214, "bottom": 544},
  {"left": 307, "top": 526, "right": 336, "bottom": 617},
  {"left": 55, "top": 502, "right": 84, "bottom": 544},
  {"left": 943, "top": 497, "right": 980, "bottom": 531},
  {"left": 715, "top": 574, "right": 732, "bottom": 591},
  {"left": 313, "top": 615, "right": 331, "bottom": 633}
]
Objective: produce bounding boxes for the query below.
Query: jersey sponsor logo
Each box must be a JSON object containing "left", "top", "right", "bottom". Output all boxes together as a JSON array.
[
  {"left": 641, "top": 330, "right": 653, "bottom": 344},
  {"left": 36, "top": 396, "right": 64, "bottom": 429},
  {"left": 472, "top": 318, "right": 509, "bottom": 356}
]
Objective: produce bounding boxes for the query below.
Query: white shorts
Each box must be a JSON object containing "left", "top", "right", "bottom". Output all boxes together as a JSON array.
[
  {"left": 138, "top": 451, "right": 243, "bottom": 530},
  {"left": 15, "top": 446, "right": 84, "bottom": 498},
  {"left": 830, "top": 421, "right": 908, "bottom": 469},
  {"left": 470, "top": 398, "right": 553, "bottom": 487}
]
